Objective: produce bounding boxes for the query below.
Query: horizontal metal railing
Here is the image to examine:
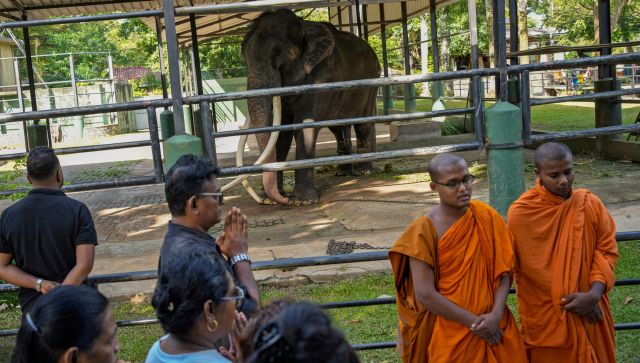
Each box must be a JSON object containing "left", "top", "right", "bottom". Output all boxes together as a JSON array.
[{"left": 0, "top": 232, "right": 638, "bottom": 342}]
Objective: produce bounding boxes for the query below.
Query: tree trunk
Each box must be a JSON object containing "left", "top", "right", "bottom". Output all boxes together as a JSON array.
[{"left": 517, "top": 0, "right": 529, "bottom": 64}]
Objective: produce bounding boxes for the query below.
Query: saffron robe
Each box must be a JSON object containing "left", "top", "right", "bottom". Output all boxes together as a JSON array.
[
  {"left": 508, "top": 181, "right": 618, "bottom": 363},
  {"left": 390, "top": 200, "right": 526, "bottom": 363}
]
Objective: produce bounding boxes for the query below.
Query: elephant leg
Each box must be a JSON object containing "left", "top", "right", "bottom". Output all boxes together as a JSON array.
[
  {"left": 275, "top": 130, "right": 294, "bottom": 195},
  {"left": 354, "top": 123, "right": 374, "bottom": 174},
  {"left": 293, "top": 121, "right": 319, "bottom": 203},
  {"left": 329, "top": 125, "right": 354, "bottom": 176}
]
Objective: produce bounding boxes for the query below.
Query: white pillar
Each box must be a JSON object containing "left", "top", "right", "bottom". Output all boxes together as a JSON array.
[{"left": 420, "top": 16, "right": 430, "bottom": 95}]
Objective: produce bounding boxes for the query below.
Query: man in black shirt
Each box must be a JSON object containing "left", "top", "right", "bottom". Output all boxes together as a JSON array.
[
  {"left": 0, "top": 147, "right": 97, "bottom": 312},
  {"left": 159, "top": 155, "right": 259, "bottom": 316}
]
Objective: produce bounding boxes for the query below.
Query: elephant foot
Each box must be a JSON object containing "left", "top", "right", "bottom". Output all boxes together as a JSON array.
[
  {"left": 290, "top": 190, "right": 319, "bottom": 205},
  {"left": 355, "top": 162, "right": 373, "bottom": 175},
  {"left": 335, "top": 163, "right": 355, "bottom": 176}
]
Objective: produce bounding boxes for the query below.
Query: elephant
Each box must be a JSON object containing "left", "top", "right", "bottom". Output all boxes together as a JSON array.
[{"left": 242, "top": 9, "right": 381, "bottom": 205}]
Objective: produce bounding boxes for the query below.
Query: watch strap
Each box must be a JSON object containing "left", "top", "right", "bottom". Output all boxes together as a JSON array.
[{"left": 230, "top": 253, "right": 251, "bottom": 267}]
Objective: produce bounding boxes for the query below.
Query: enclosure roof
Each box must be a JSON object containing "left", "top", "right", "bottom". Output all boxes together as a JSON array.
[{"left": 0, "top": 0, "right": 458, "bottom": 46}]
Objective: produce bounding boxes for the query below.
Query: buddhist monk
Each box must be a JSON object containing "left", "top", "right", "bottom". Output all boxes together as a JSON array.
[
  {"left": 508, "top": 142, "right": 618, "bottom": 363},
  {"left": 390, "top": 153, "right": 526, "bottom": 363}
]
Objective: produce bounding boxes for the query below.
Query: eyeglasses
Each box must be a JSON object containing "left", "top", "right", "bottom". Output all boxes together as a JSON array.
[
  {"left": 219, "top": 285, "right": 245, "bottom": 310},
  {"left": 197, "top": 192, "right": 224, "bottom": 205},
  {"left": 432, "top": 175, "right": 475, "bottom": 189}
]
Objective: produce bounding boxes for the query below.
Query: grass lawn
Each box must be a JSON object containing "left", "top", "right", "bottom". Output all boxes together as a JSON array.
[
  {"left": 0, "top": 241, "right": 638, "bottom": 362},
  {"left": 382, "top": 98, "right": 640, "bottom": 133}
]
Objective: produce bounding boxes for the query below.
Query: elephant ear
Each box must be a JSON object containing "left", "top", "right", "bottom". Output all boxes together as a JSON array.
[{"left": 301, "top": 22, "right": 335, "bottom": 74}]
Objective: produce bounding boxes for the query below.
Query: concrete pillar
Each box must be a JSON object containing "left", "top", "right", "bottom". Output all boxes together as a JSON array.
[
  {"left": 484, "top": 101, "right": 525, "bottom": 216},
  {"left": 162, "top": 134, "right": 203, "bottom": 170}
]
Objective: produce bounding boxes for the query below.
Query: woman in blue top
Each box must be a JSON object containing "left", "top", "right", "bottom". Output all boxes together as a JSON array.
[{"left": 146, "top": 251, "right": 245, "bottom": 363}]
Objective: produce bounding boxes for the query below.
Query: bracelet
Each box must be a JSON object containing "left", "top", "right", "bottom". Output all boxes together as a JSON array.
[
  {"left": 35, "top": 278, "right": 43, "bottom": 293},
  {"left": 230, "top": 253, "right": 251, "bottom": 267}
]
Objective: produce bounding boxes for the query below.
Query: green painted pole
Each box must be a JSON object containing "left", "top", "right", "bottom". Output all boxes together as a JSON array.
[
  {"left": 403, "top": 84, "right": 417, "bottom": 112},
  {"left": 484, "top": 101, "right": 525, "bottom": 216}
]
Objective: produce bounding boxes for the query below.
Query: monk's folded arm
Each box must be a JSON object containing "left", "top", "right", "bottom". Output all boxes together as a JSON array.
[
  {"left": 491, "top": 273, "right": 511, "bottom": 318},
  {"left": 409, "top": 257, "right": 477, "bottom": 328},
  {"left": 588, "top": 198, "right": 619, "bottom": 290}
]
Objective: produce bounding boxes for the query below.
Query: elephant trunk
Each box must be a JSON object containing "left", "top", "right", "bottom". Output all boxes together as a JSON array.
[{"left": 247, "top": 70, "right": 289, "bottom": 205}]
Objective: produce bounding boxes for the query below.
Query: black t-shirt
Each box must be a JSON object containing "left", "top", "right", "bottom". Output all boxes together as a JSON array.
[
  {"left": 0, "top": 188, "right": 97, "bottom": 310},
  {"left": 159, "top": 222, "right": 258, "bottom": 316}
]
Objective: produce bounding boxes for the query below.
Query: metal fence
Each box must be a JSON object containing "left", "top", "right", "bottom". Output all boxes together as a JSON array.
[{"left": 0, "top": 231, "right": 638, "bottom": 349}]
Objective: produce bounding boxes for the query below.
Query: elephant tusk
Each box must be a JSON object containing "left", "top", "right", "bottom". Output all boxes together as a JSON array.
[{"left": 220, "top": 96, "right": 283, "bottom": 204}]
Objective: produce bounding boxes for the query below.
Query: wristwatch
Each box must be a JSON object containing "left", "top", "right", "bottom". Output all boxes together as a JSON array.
[
  {"left": 35, "top": 278, "right": 43, "bottom": 293},
  {"left": 230, "top": 253, "right": 251, "bottom": 267}
]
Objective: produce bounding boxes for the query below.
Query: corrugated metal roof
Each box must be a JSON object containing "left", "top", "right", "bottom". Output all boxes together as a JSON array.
[{"left": 0, "top": 0, "right": 459, "bottom": 46}]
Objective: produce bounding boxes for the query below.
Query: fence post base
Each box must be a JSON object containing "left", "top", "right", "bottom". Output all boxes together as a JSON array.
[
  {"left": 403, "top": 84, "right": 417, "bottom": 112},
  {"left": 160, "top": 110, "right": 175, "bottom": 140},
  {"left": 163, "top": 134, "right": 203, "bottom": 170},
  {"left": 484, "top": 101, "right": 525, "bottom": 217},
  {"left": 27, "top": 123, "right": 49, "bottom": 150}
]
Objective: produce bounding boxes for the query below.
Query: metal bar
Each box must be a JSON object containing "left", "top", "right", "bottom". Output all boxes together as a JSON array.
[
  {"left": 347, "top": 2, "right": 354, "bottom": 33},
  {"left": 155, "top": 16, "right": 169, "bottom": 105},
  {"left": 429, "top": 0, "right": 439, "bottom": 74},
  {"left": 212, "top": 108, "right": 474, "bottom": 138},
  {"left": 617, "top": 231, "right": 640, "bottom": 241},
  {"left": 400, "top": 2, "right": 411, "bottom": 76},
  {"left": 508, "top": 53, "right": 640, "bottom": 74},
  {"left": 14, "top": 57, "right": 29, "bottom": 151},
  {"left": 496, "top": 0, "right": 508, "bottom": 101},
  {"left": 362, "top": 4, "right": 368, "bottom": 41},
  {"left": 69, "top": 54, "right": 80, "bottom": 107},
  {"left": 0, "top": 176, "right": 158, "bottom": 197},
  {"left": 615, "top": 278, "right": 640, "bottom": 287},
  {"left": 529, "top": 123, "right": 640, "bottom": 143},
  {"left": 337, "top": 4, "right": 343, "bottom": 30},
  {"left": 189, "top": 14, "right": 204, "bottom": 96},
  {"left": 0, "top": 99, "right": 172, "bottom": 124},
  {"left": 108, "top": 53, "right": 115, "bottom": 104},
  {"left": 615, "top": 323, "right": 640, "bottom": 331},
  {"left": 597, "top": 0, "right": 613, "bottom": 79},
  {"left": 355, "top": 0, "right": 363, "bottom": 37},
  {"left": 147, "top": 107, "right": 164, "bottom": 183},
  {"left": 321, "top": 297, "right": 395, "bottom": 309},
  {"left": 200, "top": 101, "right": 218, "bottom": 167},
  {"left": 22, "top": 19, "right": 38, "bottom": 120},
  {"left": 352, "top": 342, "right": 397, "bottom": 351},
  {"left": 0, "top": 10, "right": 164, "bottom": 29},
  {"left": 508, "top": 0, "right": 518, "bottom": 65},
  {"left": 218, "top": 142, "right": 482, "bottom": 176},
  {"left": 530, "top": 88, "right": 639, "bottom": 106},
  {"left": 0, "top": 140, "right": 154, "bottom": 161},
  {"left": 163, "top": 0, "right": 185, "bottom": 134},
  {"left": 379, "top": 3, "right": 391, "bottom": 114},
  {"left": 520, "top": 71, "right": 531, "bottom": 141},
  {"left": 184, "top": 68, "right": 501, "bottom": 104}
]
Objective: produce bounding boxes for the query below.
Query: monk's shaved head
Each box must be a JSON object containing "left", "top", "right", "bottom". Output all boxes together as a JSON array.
[
  {"left": 428, "top": 153, "right": 467, "bottom": 181},
  {"left": 534, "top": 142, "right": 573, "bottom": 169}
]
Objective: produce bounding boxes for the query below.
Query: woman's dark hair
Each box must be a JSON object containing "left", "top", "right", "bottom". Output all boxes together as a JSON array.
[
  {"left": 164, "top": 154, "right": 220, "bottom": 216},
  {"left": 152, "top": 252, "right": 230, "bottom": 335},
  {"left": 26, "top": 146, "right": 60, "bottom": 181},
  {"left": 12, "top": 285, "right": 109, "bottom": 363},
  {"left": 246, "top": 302, "right": 360, "bottom": 363},
  {"left": 237, "top": 299, "right": 295, "bottom": 359}
]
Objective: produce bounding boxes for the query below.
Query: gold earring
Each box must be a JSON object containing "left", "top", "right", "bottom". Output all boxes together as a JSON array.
[{"left": 207, "top": 319, "right": 219, "bottom": 332}]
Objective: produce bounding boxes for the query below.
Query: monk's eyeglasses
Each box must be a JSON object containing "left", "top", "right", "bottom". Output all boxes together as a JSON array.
[
  {"left": 197, "top": 192, "right": 224, "bottom": 205},
  {"left": 432, "top": 175, "right": 475, "bottom": 189}
]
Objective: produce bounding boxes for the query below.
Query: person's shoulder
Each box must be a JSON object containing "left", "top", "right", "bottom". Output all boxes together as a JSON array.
[{"left": 470, "top": 199, "right": 502, "bottom": 218}]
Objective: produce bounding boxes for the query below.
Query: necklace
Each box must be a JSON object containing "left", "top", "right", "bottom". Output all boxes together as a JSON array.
[{"left": 170, "top": 334, "right": 216, "bottom": 352}]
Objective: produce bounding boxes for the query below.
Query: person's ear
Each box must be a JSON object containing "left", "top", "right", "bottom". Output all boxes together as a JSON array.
[
  {"left": 59, "top": 347, "right": 80, "bottom": 363},
  {"left": 429, "top": 181, "right": 437, "bottom": 192},
  {"left": 534, "top": 168, "right": 540, "bottom": 179},
  {"left": 204, "top": 299, "right": 216, "bottom": 318},
  {"left": 56, "top": 167, "right": 64, "bottom": 187},
  {"left": 187, "top": 196, "right": 198, "bottom": 214},
  {"left": 27, "top": 174, "right": 33, "bottom": 185}
]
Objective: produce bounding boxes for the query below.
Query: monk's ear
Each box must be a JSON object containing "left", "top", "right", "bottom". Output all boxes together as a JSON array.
[
  {"left": 534, "top": 168, "right": 541, "bottom": 178},
  {"left": 429, "top": 181, "right": 437, "bottom": 192}
]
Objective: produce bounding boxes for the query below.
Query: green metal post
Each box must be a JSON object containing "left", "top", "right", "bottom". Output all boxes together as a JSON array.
[
  {"left": 484, "top": 101, "right": 525, "bottom": 216},
  {"left": 403, "top": 84, "right": 417, "bottom": 112},
  {"left": 160, "top": 110, "right": 176, "bottom": 140}
]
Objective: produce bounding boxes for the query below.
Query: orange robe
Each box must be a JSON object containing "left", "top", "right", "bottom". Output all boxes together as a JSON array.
[
  {"left": 508, "top": 180, "right": 619, "bottom": 363},
  {"left": 390, "top": 200, "right": 526, "bottom": 363}
]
